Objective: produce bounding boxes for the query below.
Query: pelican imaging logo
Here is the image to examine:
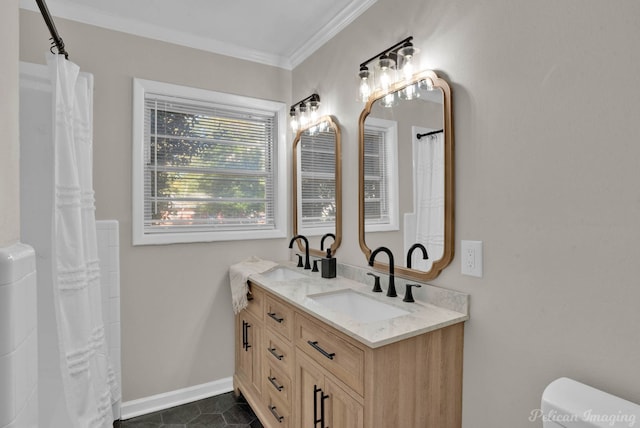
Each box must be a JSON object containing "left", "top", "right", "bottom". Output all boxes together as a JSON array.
[{"left": 529, "top": 408, "right": 637, "bottom": 426}]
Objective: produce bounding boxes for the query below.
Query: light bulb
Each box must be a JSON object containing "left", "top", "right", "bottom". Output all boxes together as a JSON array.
[
  {"left": 358, "top": 66, "right": 372, "bottom": 102},
  {"left": 398, "top": 42, "right": 420, "bottom": 82},
  {"left": 309, "top": 99, "right": 319, "bottom": 123},
  {"left": 401, "top": 56, "right": 414, "bottom": 81},
  {"left": 289, "top": 107, "right": 299, "bottom": 133},
  {"left": 298, "top": 103, "right": 309, "bottom": 128},
  {"left": 375, "top": 55, "right": 396, "bottom": 92}
]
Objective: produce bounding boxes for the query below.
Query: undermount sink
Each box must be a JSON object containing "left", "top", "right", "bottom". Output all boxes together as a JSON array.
[
  {"left": 308, "top": 289, "right": 410, "bottom": 323},
  {"left": 260, "top": 267, "right": 306, "bottom": 281}
]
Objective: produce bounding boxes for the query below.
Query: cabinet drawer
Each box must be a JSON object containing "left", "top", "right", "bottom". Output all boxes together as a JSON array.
[
  {"left": 264, "top": 329, "right": 293, "bottom": 376},
  {"left": 265, "top": 389, "right": 291, "bottom": 428},
  {"left": 245, "top": 283, "right": 264, "bottom": 320},
  {"left": 295, "top": 313, "right": 365, "bottom": 395},
  {"left": 265, "top": 295, "right": 294, "bottom": 341},
  {"left": 263, "top": 363, "right": 292, "bottom": 408}
]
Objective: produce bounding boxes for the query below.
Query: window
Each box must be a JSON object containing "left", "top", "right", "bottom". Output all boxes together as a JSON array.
[
  {"left": 298, "top": 128, "right": 337, "bottom": 235},
  {"left": 363, "top": 117, "right": 399, "bottom": 232},
  {"left": 132, "top": 79, "right": 287, "bottom": 245}
]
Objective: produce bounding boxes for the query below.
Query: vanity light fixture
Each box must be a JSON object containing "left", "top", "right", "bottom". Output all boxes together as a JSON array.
[
  {"left": 357, "top": 36, "right": 420, "bottom": 103},
  {"left": 289, "top": 93, "right": 320, "bottom": 133}
]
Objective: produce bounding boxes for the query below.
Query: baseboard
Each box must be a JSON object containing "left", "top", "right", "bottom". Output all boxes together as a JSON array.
[{"left": 120, "top": 377, "right": 233, "bottom": 420}]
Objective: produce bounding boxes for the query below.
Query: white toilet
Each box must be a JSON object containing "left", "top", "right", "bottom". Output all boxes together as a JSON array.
[{"left": 542, "top": 377, "right": 640, "bottom": 427}]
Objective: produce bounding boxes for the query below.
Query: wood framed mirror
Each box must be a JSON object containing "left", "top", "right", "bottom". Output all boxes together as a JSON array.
[
  {"left": 293, "top": 115, "right": 342, "bottom": 257},
  {"left": 358, "top": 70, "right": 453, "bottom": 281}
]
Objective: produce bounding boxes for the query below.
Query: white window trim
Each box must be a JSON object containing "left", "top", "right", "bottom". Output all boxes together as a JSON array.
[
  {"left": 364, "top": 117, "right": 399, "bottom": 233},
  {"left": 132, "top": 78, "right": 288, "bottom": 245}
]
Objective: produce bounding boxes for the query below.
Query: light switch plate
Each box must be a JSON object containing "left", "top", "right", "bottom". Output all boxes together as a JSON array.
[{"left": 461, "top": 240, "right": 483, "bottom": 278}]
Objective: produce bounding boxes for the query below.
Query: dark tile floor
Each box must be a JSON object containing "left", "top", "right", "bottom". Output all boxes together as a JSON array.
[{"left": 115, "top": 392, "right": 263, "bottom": 428}]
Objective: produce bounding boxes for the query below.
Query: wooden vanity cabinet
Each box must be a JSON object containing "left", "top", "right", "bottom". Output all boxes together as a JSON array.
[
  {"left": 234, "top": 285, "right": 296, "bottom": 427},
  {"left": 234, "top": 282, "right": 464, "bottom": 428},
  {"left": 234, "top": 285, "right": 264, "bottom": 397}
]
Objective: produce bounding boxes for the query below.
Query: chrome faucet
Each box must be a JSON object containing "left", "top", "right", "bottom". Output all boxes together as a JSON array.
[
  {"left": 368, "top": 246, "right": 397, "bottom": 297},
  {"left": 320, "top": 233, "right": 335, "bottom": 251},
  {"left": 406, "top": 243, "right": 429, "bottom": 269},
  {"left": 289, "top": 235, "right": 311, "bottom": 270}
]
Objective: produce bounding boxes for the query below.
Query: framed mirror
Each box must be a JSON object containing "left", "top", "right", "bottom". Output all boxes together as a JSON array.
[
  {"left": 358, "top": 70, "right": 453, "bottom": 281},
  {"left": 293, "top": 115, "right": 342, "bottom": 257}
]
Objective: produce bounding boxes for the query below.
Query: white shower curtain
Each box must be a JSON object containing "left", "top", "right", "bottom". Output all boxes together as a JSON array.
[
  {"left": 48, "top": 54, "right": 119, "bottom": 428},
  {"left": 412, "top": 132, "right": 445, "bottom": 271}
]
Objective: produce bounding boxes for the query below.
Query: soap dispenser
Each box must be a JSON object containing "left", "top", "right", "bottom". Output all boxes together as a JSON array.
[{"left": 321, "top": 248, "right": 337, "bottom": 279}]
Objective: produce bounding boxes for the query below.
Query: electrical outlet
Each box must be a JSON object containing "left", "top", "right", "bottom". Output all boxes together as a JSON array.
[{"left": 461, "top": 240, "right": 483, "bottom": 278}]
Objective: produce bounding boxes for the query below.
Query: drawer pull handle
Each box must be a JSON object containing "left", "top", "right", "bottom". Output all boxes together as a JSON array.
[
  {"left": 267, "top": 312, "right": 284, "bottom": 323},
  {"left": 268, "top": 376, "right": 284, "bottom": 391},
  {"left": 268, "top": 347, "right": 284, "bottom": 360},
  {"left": 307, "top": 340, "right": 335, "bottom": 360},
  {"left": 269, "top": 405, "right": 284, "bottom": 423}
]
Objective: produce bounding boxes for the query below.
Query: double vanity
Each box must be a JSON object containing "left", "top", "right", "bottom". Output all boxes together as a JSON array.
[{"left": 233, "top": 262, "right": 469, "bottom": 428}]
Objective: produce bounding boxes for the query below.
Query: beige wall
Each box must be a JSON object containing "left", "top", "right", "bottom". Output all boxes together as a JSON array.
[
  {"left": 0, "top": 0, "right": 20, "bottom": 247},
  {"left": 293, "top": 0, "right": 640, "bottom": 426},
  {"left": 20, "top": 10, "right": 292, "bottom": 401}
]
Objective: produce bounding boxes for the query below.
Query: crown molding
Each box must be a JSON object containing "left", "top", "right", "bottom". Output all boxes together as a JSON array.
[{"left": 288, "top": 0, "right": 378, "bottom": 68}]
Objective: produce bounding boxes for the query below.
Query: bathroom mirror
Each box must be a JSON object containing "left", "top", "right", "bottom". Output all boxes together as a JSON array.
[
  {"left": 293, "top": 115, "right": 342, "bottom": 257},
  {"left": 359, "top": 70, "right": 453, "bottom": 281}
]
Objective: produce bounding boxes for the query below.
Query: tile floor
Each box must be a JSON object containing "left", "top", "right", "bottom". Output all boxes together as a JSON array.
[{"left": 115, "top": 392, "right": 264, "bottom": 428}]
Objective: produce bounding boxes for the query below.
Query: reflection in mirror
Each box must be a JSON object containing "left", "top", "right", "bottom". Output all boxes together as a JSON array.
[
  {"left": 293, "top": 116, "right": 342, "bottom": 257},
  {"left": 359, "top": 71, "right": 453, "bottom": 281}
]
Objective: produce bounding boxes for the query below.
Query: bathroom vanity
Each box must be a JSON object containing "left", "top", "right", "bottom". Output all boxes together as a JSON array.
[{"left": 233, "top": 264, "right": 468, "bottom": 428}]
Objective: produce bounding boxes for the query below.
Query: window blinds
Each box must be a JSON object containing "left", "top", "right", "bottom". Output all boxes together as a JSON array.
[
  {"left": 299, "top": 129, "right": 336, "bottom": 228},
  {"left": 143, "top": 93, "right": 277, "bottom": 234},
  {"left": 363, "top": 128, "right": 390, "bottom": 224}
]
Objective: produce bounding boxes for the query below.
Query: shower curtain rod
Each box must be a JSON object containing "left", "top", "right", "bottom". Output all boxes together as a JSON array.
[
  {"left": 35, "top": 0, "right": 69, "bottom": 59},
  {"left": 416, "top": 129, "right": 444, "bottom": 140}
]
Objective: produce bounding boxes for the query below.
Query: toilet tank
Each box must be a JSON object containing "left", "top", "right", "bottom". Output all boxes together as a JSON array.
[{"left": 541, "top": 377, "right": 640, "bottom": 428}]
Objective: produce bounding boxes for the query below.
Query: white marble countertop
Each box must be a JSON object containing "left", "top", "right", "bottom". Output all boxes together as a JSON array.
[{"left": 248, "top": 262, "right": 469, "bottom": 348}]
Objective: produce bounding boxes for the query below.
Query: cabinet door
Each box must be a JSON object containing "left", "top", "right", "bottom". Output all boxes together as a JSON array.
[
  {"left": 324, "top": 378, "right": 364, "bottom": 428},
  {"left": 295, "top": 352, "right": 363, "bottom": 428},
  {"left": 237, "top": 311, "right": 262, "bottom": 394},
  {"left": 295, "top": 352, "right": 326, "bottom": 428}
]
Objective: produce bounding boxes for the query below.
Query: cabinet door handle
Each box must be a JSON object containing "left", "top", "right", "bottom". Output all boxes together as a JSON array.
[
  {"left": 307, "top": 340, "right": 335, "bottom": 360},
  {"left": 313, "top": 385, "right": 321, "bottom": 426},
  {"left": 242, "top": 321, "right": 247, "bottom": 350},
  {"left": 269, "top": 405, "right": 284, "bottom": 423},
  {"left": 244, "top": 322, "right": 251, "bottom": 350},
  {"left": 268, "top": 376, "right": 284, "bottom": 391},
  {"left": 267, "top": 312, "right": 284, "bottom": 323},
  {"left": 321, "top": 390, "right": 329, "bottom": 428},
  {"left": 268, "top": 347, "right": 284, "bottom": 360},
  {"left": 313, "top": 385, "right": 329, "bottom": 427}
]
